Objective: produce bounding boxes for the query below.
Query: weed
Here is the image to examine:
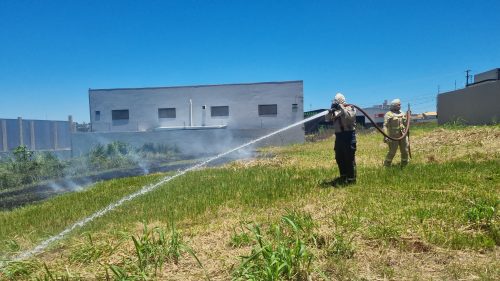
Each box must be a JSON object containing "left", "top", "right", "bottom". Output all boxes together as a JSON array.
[
  {"left": 0, "top": 260, "right": 40, "bottom": 279},
  {"left": 466, "top": 198, "right": 497, "bottom": 227},
  {"left": 324, "top": 258, "right": 355, "bottom": 280},
  {"left": 233, "top": 214, "right": 315, "bottom": 280},
  {"left": 108, "top": 264, "right": 138, "bottom": 281},
  {"left": 108, "top": 221, "right": 209, "bottom": 280},
  {"left": 69, "top": 233, "right": 114, "bottom": 264},
  {"left": 131, "top": 223, "right": 171, "bottom": 274},
  {"left": 367, "top": 224, "right": 400, "bottom": 244},
  {"left": 5, "top": 239, "right": 20, "bottom": 252},
  {"left": 326, "top": 234, "right": 355, "bottom": 259},
  {"left": 281, "top": 210, "right": 315, "bottom": 237},
  {"left": 415, "top": 208, "right": 432, "bottom": 223},
  {"left": 466, "top": 198, "right": 499, "bottom": 246},
  {"left": 34, "top": 263, "right": 73, "bottom": 281},
  {"left": 229, "top": 224, "right": 252, "bottom": 248}
]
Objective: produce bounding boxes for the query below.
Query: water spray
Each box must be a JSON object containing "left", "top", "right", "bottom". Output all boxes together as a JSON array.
[{"left": 2, "top": 110, "right": 329, "bottom": 266}]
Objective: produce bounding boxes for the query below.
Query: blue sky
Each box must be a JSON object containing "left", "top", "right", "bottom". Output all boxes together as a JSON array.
[{"left": 1, "top": 0, "right": 499, "bottom": 122}]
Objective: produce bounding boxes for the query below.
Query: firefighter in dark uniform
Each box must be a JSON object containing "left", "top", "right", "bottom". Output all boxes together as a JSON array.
[{"left": 325, "top": 93, "right": 357, "bottom": 185}]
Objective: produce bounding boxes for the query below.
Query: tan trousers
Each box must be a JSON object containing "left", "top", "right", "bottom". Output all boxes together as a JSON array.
[{"left": 384, "top": 137, "right": 409, "bottom": 166}]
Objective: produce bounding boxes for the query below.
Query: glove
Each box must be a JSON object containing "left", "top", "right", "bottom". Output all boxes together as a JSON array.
[
  {"left": 331, "top": 103, "right": 341, "bottom": 111},
  {"left": 383, "top": 137, "right": 390, "bottom": 143}
]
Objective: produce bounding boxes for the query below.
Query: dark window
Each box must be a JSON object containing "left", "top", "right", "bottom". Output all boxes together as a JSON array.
[
  {"left": 211, "top": 106, "right": 229, "bottom": 117},
  {"left": 112, "top": 110, "right": 129, "bottom": 120},
  {"left": 158, "top": 108, "right": 176, "bottom": 118},
  {"left": 95, "top": 111, "right": 101, "bottom": 121},
  {"left": 258, "top": 104, "right": 278, "bottom": 116},
  {"left": 292, "top": 104, "right": 298, "bottom": 112}
]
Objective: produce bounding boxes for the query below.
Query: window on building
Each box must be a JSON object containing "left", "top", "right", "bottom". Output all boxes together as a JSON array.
[
  {"left": 95, "top": 111, "right": 101, "bottom": 121},
  {"left": 258, "top": 104, "right": 278, "bottom": 116},
  {"left": 158, "top": 108, "right": 176, "bottom": 118},
  {"left": 292, "top": 104, "right": 298, "bottom": 112},
  {"left": 211, "top": 106, "right": 229, "bottom": 117},
  {"left": 112, "top": 109, "right": 129, "bottom": 120}
]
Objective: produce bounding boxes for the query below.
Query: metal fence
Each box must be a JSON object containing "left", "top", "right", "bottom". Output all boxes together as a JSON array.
[{"left": 0, "top": 117, "right": 74, "bottom": 152}]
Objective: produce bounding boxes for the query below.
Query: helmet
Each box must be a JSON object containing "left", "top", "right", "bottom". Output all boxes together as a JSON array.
[
  {"left": 390, "top": 99, "right": 401, "bottom": 109},
  {"left": 334, "top": 93, "right": 346, "bottom": 104}
]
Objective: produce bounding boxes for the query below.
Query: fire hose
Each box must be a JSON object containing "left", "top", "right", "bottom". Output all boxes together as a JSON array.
[{"left": 346, "top": 104, "right": 412, "bottom": 158}]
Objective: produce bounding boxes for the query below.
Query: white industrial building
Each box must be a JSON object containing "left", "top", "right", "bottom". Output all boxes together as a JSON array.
[
  {"left": 89, "top": 81, "right": 303, "bottom": 132},
  {"left": 73, "top": 81, "right": 305, "bottom": 156},
  {"left": 356, "top": 100, "right": 391, "bottom": 127},
  {"left": 438, "top": 68, "right": 499, "bottom": 125}
]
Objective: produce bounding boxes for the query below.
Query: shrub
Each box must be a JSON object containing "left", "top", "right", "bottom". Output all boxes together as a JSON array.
[
  {"left": 11, "top": 145, "right": 39, "bottom": 185},
  {"left": 88, "top": 142, "right": 134, "bottom": 170}
]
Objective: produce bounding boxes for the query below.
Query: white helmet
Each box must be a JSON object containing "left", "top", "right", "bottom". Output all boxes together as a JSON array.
[
  {"left": 390, "top": 99, "right": 401, "bottom": 109},
  {"left": 334, "top": 93, "right": 346, "bottom": 104}
]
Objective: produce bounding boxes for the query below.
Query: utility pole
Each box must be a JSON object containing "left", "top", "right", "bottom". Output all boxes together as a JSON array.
[{"left": 465, "top": 69, "right": 471, "bottom": 87}]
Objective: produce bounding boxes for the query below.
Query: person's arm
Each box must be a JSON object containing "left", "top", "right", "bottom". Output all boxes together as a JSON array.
[
  {"left": 325, "top": 108, "right": 335, "bottom": 122},
  {"left": 340, "top": 104, "right": 356, "bottom": 122},
  {"left": 383, "top": 112, "right": 391, "bottom": 135},
  {"left": 326, "top": 103, "right": 341, "bottom": 122},
  {"left": 383, "top": 112, "right": 392, "bottom": 142}
]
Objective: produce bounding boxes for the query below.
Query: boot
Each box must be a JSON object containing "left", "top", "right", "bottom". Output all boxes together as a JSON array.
[{"left": 346, "top": 178, "right": 356, "bottom": 185}]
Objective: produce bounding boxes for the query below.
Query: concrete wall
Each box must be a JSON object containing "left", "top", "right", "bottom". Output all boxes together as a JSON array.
[
  {"left": 437, "top": 81, "right": 500, "bottom": 125},
  {"left": 71, "top": 127, "right": 305, "bottom": 157},
  {"left": 0, "top": 118, "right": 72, "bottom": 152},
  {"left": 89, "top": 81, "right": 304, "bottom": 132}
]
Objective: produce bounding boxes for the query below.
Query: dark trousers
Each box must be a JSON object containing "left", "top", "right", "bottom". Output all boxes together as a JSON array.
[{"left": 334, "top": 131, "right": 356, "bottom": 179}]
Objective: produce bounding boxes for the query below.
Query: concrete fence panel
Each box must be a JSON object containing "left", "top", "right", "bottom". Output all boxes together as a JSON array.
[{"left": 0, "top": 118, "right": 72, "bottom": 152}]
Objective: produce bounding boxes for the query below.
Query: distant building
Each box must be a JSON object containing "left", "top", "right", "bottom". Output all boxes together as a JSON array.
[
  {"left": 411, "top": 112, "right": 437, "bottom": 123},
  {"left": 304, "top": 109, "right": 330, "bottom": 134},
  {"left": 422, "top": 111, "right": 437, "bottom": 121},
  {"left": 355, "top": 100, "right": 391, "bottom": 127},
  {"left": 89, "top": 81, "right": 303, "bottom": 132},
  {"left": 438, "top": 68, "right": 500, "bottom": 125},
  {"left": 73, "top": 81, "right": 305, "bottom": 156}
]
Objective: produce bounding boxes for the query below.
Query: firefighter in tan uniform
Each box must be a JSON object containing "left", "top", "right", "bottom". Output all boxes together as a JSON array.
[{"left": 383, "top": 99, "right": 409, "bottom": 167}]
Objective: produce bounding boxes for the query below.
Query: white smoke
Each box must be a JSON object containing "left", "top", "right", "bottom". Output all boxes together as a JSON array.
[{"left": 2, "top": 111, "right": 328, "bottom": 266}]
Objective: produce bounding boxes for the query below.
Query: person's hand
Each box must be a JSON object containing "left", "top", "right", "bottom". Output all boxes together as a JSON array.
[
  {"left": 331, "top": 103, "right": 341, "bottom": 111},
  {"left": 384, "top": 137, "right": 390, "bottom": 143}
]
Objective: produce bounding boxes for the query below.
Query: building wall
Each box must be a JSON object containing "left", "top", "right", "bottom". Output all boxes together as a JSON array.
[
  {"left": 356, "top": 107, "right": 387, "bottom": 126},
  {"left": 474, "top": 68, "right": 500, "bottom": 83},
  {"left": 89, "top": 81, "right": 304, "bottom": 132},
  {"left": 437, "top": 81, "right": 500, "bottom": 125}
]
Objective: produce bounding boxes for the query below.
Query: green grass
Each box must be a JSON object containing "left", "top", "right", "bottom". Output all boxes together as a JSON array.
[{"left": 0, "top": 123, "right": 498, "bottom": 280}]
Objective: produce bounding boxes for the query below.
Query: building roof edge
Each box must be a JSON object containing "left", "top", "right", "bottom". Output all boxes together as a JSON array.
[{"left": 89, "top": 80, "right": 304, "bottom": 92}]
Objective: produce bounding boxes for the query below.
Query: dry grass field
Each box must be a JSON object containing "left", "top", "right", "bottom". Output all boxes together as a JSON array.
[{"left": 0, "top": 123, "right": 498, "bottom": 280}]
